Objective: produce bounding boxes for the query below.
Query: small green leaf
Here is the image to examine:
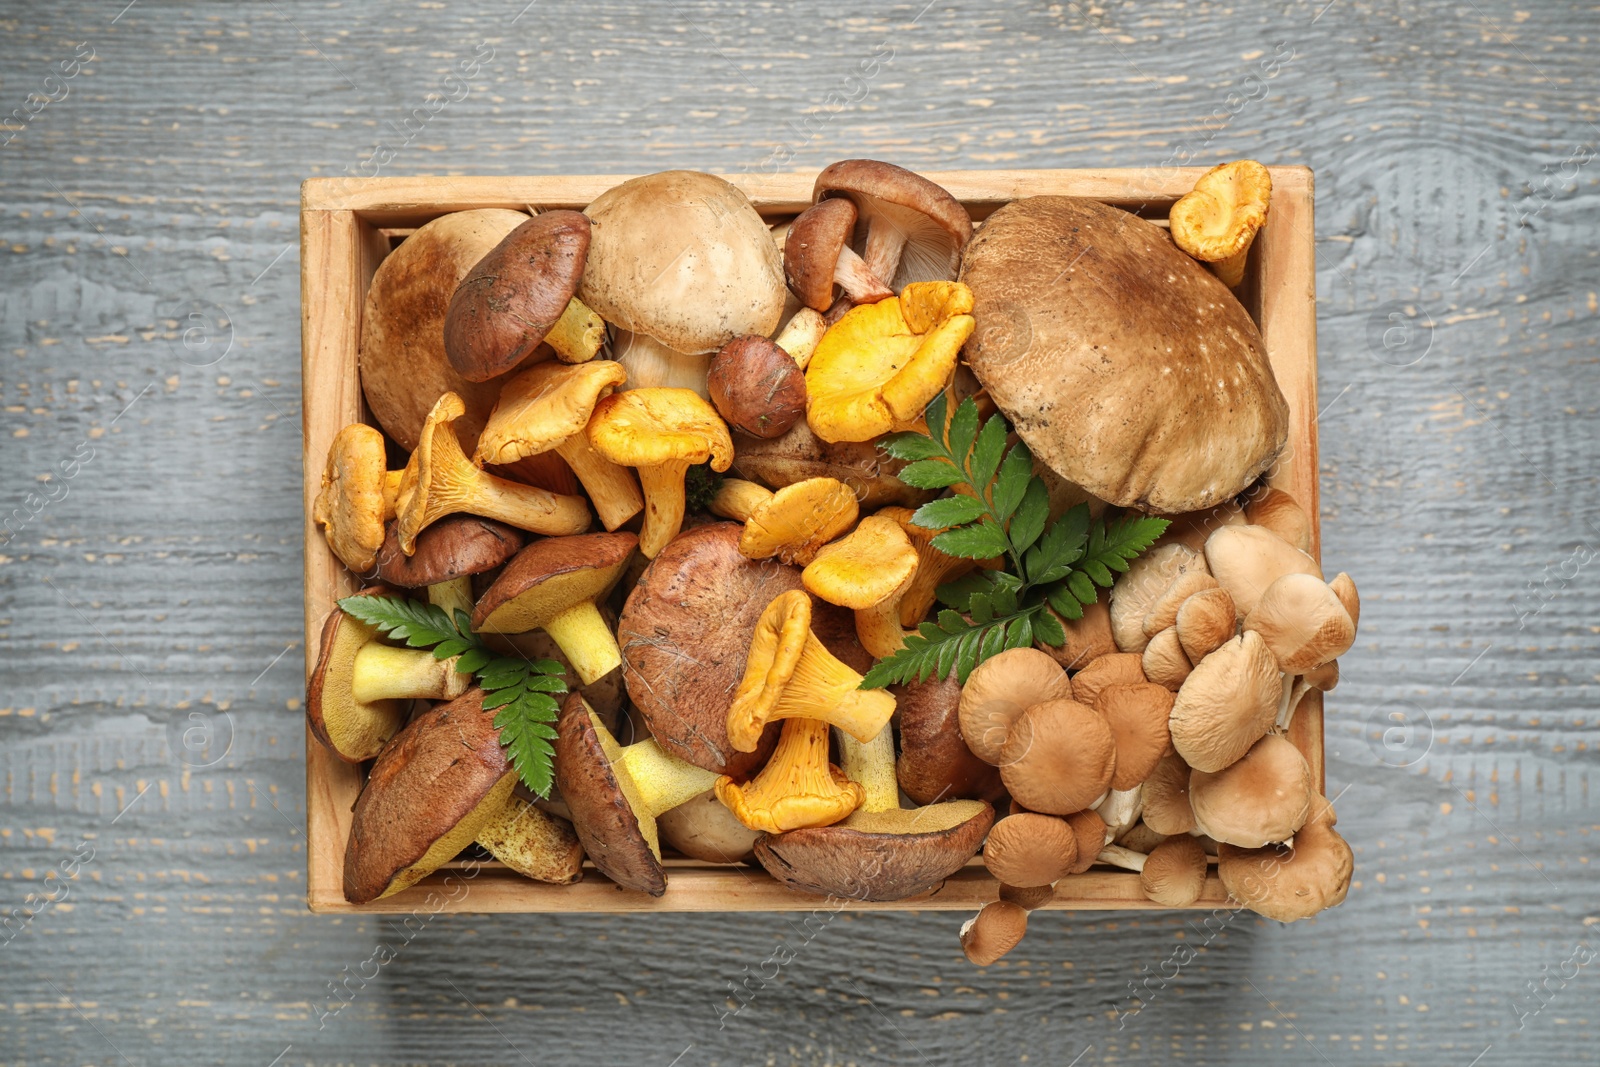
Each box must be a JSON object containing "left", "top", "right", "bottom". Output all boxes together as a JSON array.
[
  {"left": 881, "top": 431, "right": 944, "bottom": 462},
  {"left": 1084, "top": 559, "right": 1115, "bottom": 588},
  {"left": 432, "top": 639, "right": 470, "bottom": 660},
  {"left": 1068, "top": 570, "right": 1098, "bottom": 605},
  {"left": 911, "top": 495, "right": 988, "bottom": 530},
  {"left": 521, "top": 675, "right": 568, "bottom": 693},
  {"left": 991, "top": 581, "right": 1019, "bottom": 617},
  {"left": 896, "top": 459, "right": 967, "bottom": 490},
  {"left": 969, "top": 414, "right": 1009, "bottom": 492},
  {"left": 936, "top": 571, "right": 994, "bottom": 611},
  {"left": 947, "top": 397, "right": 981, "bottom": 471},
  {"left": 917, "top": 621, "right": 945, "bottom": 643},
  {"left": 968, "top": 592, "right": 994, "bottom": 625},
  {"left": 455, "top": 648, "right": 492, "bottom": 675},
  {"left": 1005, "top": 614, "right": 1035, "bottom": 650},
  {"left": 978, "top": 621, "right": 1008, "bottom": 662},
  {"left": 923, "top": 392, "right": 950, "bottom": 451},
  {"left": 990, "top": 442, "right": 1034, "bottom": 520},
  {"left": 1007, "top": 477, "right": 1051, "bottom": 556},
  {"left": 1048, "top": 585, "right": 1084, "bottom": 620},
  {"left": 935, "top": 633, "right": 962, "bottom": 678},
  {"left": 481, "top": 688, "right": 520, "bottom": 710},
  {"left": 955, "top": 628, "right": 983, "bottom": 682},
  {"left": 931, "top": 519, "right": 1010, "bottom": 560},
  {"left": 1033, "top": 607, "right": 1066, "bottom": 647},
  {"left": 937, "top": 609, "right": 968, "bottom": 635}
]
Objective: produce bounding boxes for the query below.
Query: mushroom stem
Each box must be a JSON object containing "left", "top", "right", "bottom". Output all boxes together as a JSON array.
[
  {"left": 464, "top": 466, "right": 593, "bottom": 542},
  {"left": 835, "top": 245, "right": 896, "bottom": 305},
  {"left": 427, "top": 576, "right": 475, "bottom": 620},
  {"left": 544, "top": 296, "right": 607, "bottom": 364},
  {"left": 613, "top": 738, "right": 720, "bottom": 819},
  {"left": 1095, "top": 843, "right": 1148, "bottom": 873},
  {"left": 1209, "top": 246, "right": 1250, "bottom": 288},
  {"left": 863, "top": 221, "right": 910, "bottom": 289},
  {"left": 612, "top": 331, "right": 713, "bottom": 399},
  {"left": 382, "top": 469, "right": 404, "bottom": 517},
  {"left": 716, "top": 717, "right": 864, "bottom": 833},
  {"left": 541, "top": 599, "right": 623, "bottom": 686},
  {"left": 350, "top": 644, "right": 469, "bottom": 704},
  {"left": 635, "top": 460, "right": 693, "bottom": 558},
  {"left": 855, "top": 596, "right": 910, "bottom": 659},
  {"left": 756, "top": 640, "right": 895, "bottom": 747},
  {"left": 1275, "top": 671, "right": 1302, "bottom": 731},
  {"left": 773, "top": 308, "right": 827, "bottom": 371},
  {"left": 708, "top": 478, "right": 774, "bottom": 522},
  {"left": 554, "top": 434, "right": 644, "bottom": 531},
  {"left": 837, "top": 727, "right": 899, "bottom": 813}
]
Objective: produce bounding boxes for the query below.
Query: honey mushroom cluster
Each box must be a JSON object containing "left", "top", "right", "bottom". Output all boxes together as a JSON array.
[{"left": 303, "top": 158, "right": 1365, "bottom": 955}]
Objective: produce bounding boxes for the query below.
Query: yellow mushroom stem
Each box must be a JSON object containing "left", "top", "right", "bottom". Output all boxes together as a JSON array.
[
  {"left": 544, "top": 296, "right": 607, "bottom": 364},
  {"left": 426, "top": 577, "right": 475, "bottom": 620},
  {"left": 612, "top": 738, "right": 720, "bottom": 820},
  {"left": 1210, "top": 247, "right": 1250, "bottom": 288},
  {"left": 541, "top": 599, "right": 623, "bottom": 686},
  {"left": 855, "top": 592, "right": 911, "bottom": 659},
  {"left": 350, "top": 643, "right": 469, "bottom": 704},
  {"left": 727, "top": 634, "right": 895, "bottom": 753},
  {"left": 635, "top": 460, "right": 693, "bottom": 559},
  {"left": 715, "top": 717, "right": 864, "bottom": 834},
  {"left": 708, "top": 478, "right": 774, "bottom": 522},
  {"left": 382, "top": 469, "right": 404, "bottom": 518},
  {"left": 553, "top": 433, "right": 644, "bottom": 532},
  {"left": 837, "top": 727, "right": 900, "bottom": 814}
]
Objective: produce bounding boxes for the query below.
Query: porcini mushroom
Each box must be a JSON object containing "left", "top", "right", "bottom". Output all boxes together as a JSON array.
[
  {"left": 313, "top": 423, "right": 402, "bottom": 574},
  {"left": 706, "top": 335, "right": 809, "bottom": 439},
  {"left": 957, "top": 647, "right": 1074, "bottom": 765},
  {"left": 772, "top": 306, "right": 828, "bottom": 371},
  {"left": 308, "top": 590, "right": 470, "bottom": 763},
  {"left": 893, "top": 674, "right": 1004, "bottom": 805},
  {"left": 580, "top": 170, "right": 787, "bottom": 355},
  {"left": 472, "top": 360, "right": 644, "bottom": 531},
  {"left": 554, "top": 693, "right": 720, "bottom": 896},
  {"left": 609, "top": 330, "right": 713, "bottom": 398},
  {"left": 1169, "top": 160, "right": 1272, "bottom": 288},
  {"left": 801, "top": 513, "right": 920, "bottom": 658},
  {"left": 784, "top": 197, "right": 895, "bottom": 311},
  {"left": 343, "top": 689, "right": 514, "bottom": 903},
  {"left": 373, "top": 514, "right": 524, "bottom": 619},
  {"left": 587, "top": 387, "right": 734, "bottom": 558},
  {"left": 394, "top": 392, "right": 591, "bottom": 554},
  {"left": 723, "top": 590, "right": 896, "bottom": 752},
  {"left": 444, "top": 210, "right": 605, "bottom": 381},
  {"left": 708, "top": 476, "right": 859, "bottom": 566},
  {"left": 804, "top": 281, "right": 976, "bottom": 443},
  {"left": 1168, "top": 632, "right": 1284, "bottom": 773},
  {"left": 999, "top": 699, "right": 1116, "bottom": 815},
  {"left": 813, "top": 159, "right": 974, "bottom": 289},
  {"left": 1189, "top": 733, "right": 1313, "bottom": 848},
  {"left": 657, "top": 788, "right": 761, "bottom": 864},
  {"left": 474, "top": 797, "right": 585, "bottom": 885},
  {"left": 1218, "top": 794, "right": 1353, "bottom": 921},
  {"left": 471, "top": 531, "right": 637, "bottom": 685}
]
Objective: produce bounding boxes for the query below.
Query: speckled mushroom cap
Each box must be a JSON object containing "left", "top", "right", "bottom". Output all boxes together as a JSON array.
[
  {"left": 553, "top": 691, "right": 666, "bottom": 896},
  {"left": 374, "top": 514, "right": 525, "bottom": 588},
  {"left": 580, "top": 171, "right": 787, "bottom": 355},
  {"left": 343, "top": 689, "right": 515, "bottom": 904},
  {"left": 960, "top": 196, "right": 1289, "bottom": 514},
  {"left": 1189, "top": 733, "right": 1314, "bottom": 848}
]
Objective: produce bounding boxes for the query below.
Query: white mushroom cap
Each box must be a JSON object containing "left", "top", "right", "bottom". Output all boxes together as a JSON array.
[
  {"left": 581, "top": 171, "right": 787, "bottom": 355},
  {"left": 1203, "top": 524, "right": 1322, "bottom": 618},
  {"left": 1109, "top": 542, "right": 1210, "bottom": 654}
]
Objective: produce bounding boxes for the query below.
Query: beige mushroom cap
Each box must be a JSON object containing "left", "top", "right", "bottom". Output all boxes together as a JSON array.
[
  {"left": 1243, "top": 486, "right": 1311, "bottom": 552},
  {"left": 982, "top": 812, "right": 1079, "bottom": 888},
  {"left": 1143, "top": 570, "right": 1220, "bottom": 638},
  {"left": 1218, "top": 794, "right": 1354, "bottom": 921},
  {"left": 1168, "top": 631, "right": 1284, "bottom": 772},
  {"left": 1110, "top": 543, "right": 1210, "bottom": 654},
  {"left": 1189, "top": 733, "right": 1313, "bottom": 847},
  {"left": 1141, "top": 627, "right": 1194, "bottom": 692},
  {"left": 1141, "top": 753, "right": 1197, "bottom": 836},
  {"left": 998, "top": 699, "right": 1116, "bottom": 816},
  {"left": 957, "top": 648, "right": 1073, "bottom": 764},
  {"left": 1244, "top": 572, "right": 1356, "bottom": 674},
  {"left": 1140, "top": 835, "right": 1209, "bottom": 907},
  {"left": 1204, "top": 524, "right": 1322, "bottom": 618},
  {"left": 581, "top": 171, "right": 786, "bottom": 355},
  {"left": 1096, "top": 682, "right": 1174, "bottom": 791},
  {"left": 1176, "top": 586, "right": 1238, "bottom": 664}
]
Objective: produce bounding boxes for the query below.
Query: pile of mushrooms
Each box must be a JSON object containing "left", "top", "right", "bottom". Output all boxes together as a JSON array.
[{"left": 305, "top": 160, "right": 1360, "bottom": 953}]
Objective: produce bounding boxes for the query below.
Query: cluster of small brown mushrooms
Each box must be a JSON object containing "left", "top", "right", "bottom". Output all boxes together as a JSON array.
[{"left": 308, "top": 158, "right": 1357, "bottom": 961}]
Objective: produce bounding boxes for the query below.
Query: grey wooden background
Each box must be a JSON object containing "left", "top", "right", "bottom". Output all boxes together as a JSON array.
[{"left": 1, "top": 0, "right": 1596, "bottom": 1063}]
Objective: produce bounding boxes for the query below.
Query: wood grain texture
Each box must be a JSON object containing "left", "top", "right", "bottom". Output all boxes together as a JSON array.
[{"left": 1, "top": 0, "right": 1596, "bottom": 1064}]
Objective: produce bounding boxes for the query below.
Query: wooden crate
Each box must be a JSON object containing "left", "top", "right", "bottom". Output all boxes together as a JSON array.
[{"left": 300, "top": 168, "right": 1320, "bottom": 914}]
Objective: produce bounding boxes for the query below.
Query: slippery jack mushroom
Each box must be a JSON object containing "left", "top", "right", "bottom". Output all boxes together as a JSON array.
[
  {"left": 443, "top": 209, "right": 607, "bottom": 381},
  {"left": 394, "top": 392, "right": 591, "bottom": 555},
  {"left": 813, "top": 159, "right": 974, "bottom": 290},
  {"left": 723, "top": 590, "right": 896, "bottom": 753},
  {"left": 893, "top": 673, "right": 1005, "bottom": 805},
  {"left": 472, "top": 531, "right": 638, "bottom": 686},
  {"left": 587, "top": 387, "right": 734, "bottom": 558},
  {"left": 804, "top": 281, "right": 976, "bottom": 444},
  {"left": 1169, "top": 160, "right": 1272, "bottom": 288},
  {"left": 751, "top": 721, "right": 993, "bottom": 901},
  {"left": 313, "top": 423, "right": 404, "bottom": 573},
  {"left": 1218, "top": 793, "right": 1353, "bottom": 921},
  {"left": 554, "top": 693, "right": 720, "bottom": 896},
  {"left": 374, "top": 514, "right": 524, "bottom": 619},
  {"left": 801, "top": 513, "right": 921, "bottom": 658},
  {"left": 706, "top": 335, "right": 809, "bottom": 439},
  {"left": 308, "top": 589, "right": 469, "bottom": 763},
  {"left": 708, "top": 477, "right": 859, "bottom": 566},
  {"left": 472, "top": 360, "right": 645, "bottom": 532}
]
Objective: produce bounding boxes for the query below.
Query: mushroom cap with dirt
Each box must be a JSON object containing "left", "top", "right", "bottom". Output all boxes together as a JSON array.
[
  {"left": 1218, "top": 794, "right": 1353, "bottom": 921},
  {"left": 706, "top": 335, "right": 809, "bottom": 439},
  {"left": 343, "top": 689, "right": 516, "bottom": 903},
  {"left": 813, "top": 159, "right": 974, "bottom": 290},
  {"left": 553, "top": 693, "right": 720, "bottom": 896},
  {"left": 580, "top": 170, "right": 787, "bottom": 355},
  {"left": 360, "top": 208, "right": 528, "bottom": 452},
  {"left": 960, "top": 195, "right": 1288, "bottom": 514}
]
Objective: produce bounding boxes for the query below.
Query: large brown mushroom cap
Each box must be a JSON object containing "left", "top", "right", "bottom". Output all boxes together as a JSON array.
[
  {"left": 374, "top": 515, "right": 524, "bottom": 589},
  {"left": 1218, "top": 795, "right": 1354, "bottom": 921},
  {"left": 1096, "top": 682, "right": 1175, "bottom": 791},
  {"left": 472, "top": 531, "right": 636, "bottom": 633},
  {"left": 553, "top": 692, "right": 666, "bottom": 896},
  {"left": 893, "top": 674, "right": 1005, "bottom": 805},
  {"left": 813, "top": 159, "right": 974, "bottom": 289},
  {"left": 753, "top": 800, "right": 993, "bottom": 902},
  {"left": 444, "top": 210, "right": 593, "bottom": 382},
  {"left": 982, "top": 812, "right": 1079, "bottom": 887},
  {"left": 343, "top": 689, "right": 515, "bottom": 904},
  {"left": 360, "top": 208, "right": 527, "bottom": 452},
  {"left": 960, "top": 196, "right": 1289, "bottom": 514}
]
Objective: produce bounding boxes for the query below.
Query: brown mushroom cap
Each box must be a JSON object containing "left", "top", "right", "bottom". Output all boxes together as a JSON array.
[
  {"left": 999, "top": 882, "right": 1056, "bottom": 910},
  {"left": 343, "top": 689, "right": 514, "bottom": 903},
  {"left": 814, "top": 159, "right": 973, "bottom": 289},
  {"left": 553, "top": 691, "right": 666, "bottom": 896},
  {"left": 1244, "top": 572, "right": 1356, "bottom": 673},
  {"left": 1143, "top": 571, "right": 1222, "bottom": 639},
  {"left": 960, "top": 196, "right": 1288, "bottom": 514},
  {"left": 961, "top": 899, "right": 1030, "bottom": 966},
  {"left": 1168, "top": 632, "right": 1284, "bottom": 773},
  {"left": 784, "top": 198, "right": 895, "bottom": 311},
  {"left": 1064, "top": 808, "right": 1109, "bottom": 873},
  {"left": 1142, "top": 753, "right": 1197, "bottom": 836},
  {"left": 1140, "top": 835, "right": 1209, "bottom": 907},
  {"left": 1141, "top": 627, "right": 1194, "bottom": 692},
  {"left": 893, "top": 674, "right": 1005, "bottom": 805},
  {"left": 1096, "top": 682, "right": 1175, "bottom": 791},
  {"left": 999, "top": 700, "right": 1116, "bottom": 815},
  {"left": 444, "top": 210, "right": 592, "bottom": 382},
  {"left": 374, "top": 515, "right": 524, "bottom": 588},
  {"left": 1176, "top": 586, "right": 1239, "bottom": 664},
  {"left": 753, "top": 799, "right": 994, "bottom": 901},
  {"left": 1035, "top": 597, "right": 1118, "bottom": 671},
  {"left": 1189, "top": 733, "right": 1313, "bottom": 848},
  {"left": 729, "top": 418, "right": 932, "bottom": 511},
  {"left": 983, "top": 812, "right": 1079, "bottom": 887},
  {"left": 958, "top": 647, "right": 1074, "bottom": 765},
  {"left": 360, "top": 208, "right": 527, "bottom": 452},
  {"left": 656, "top": 788, "right": 761, "bottom": 864},
  {"left": 1069, "top": 652, "right": 1147, "bottom": 710},
  {"left": 1243, "top": 486, "right": 1311, "bottom": 552},
  {"left": 472, "top": 531, "right": 636, "bottom": 633},
  {"left": 1218, "top": 794, "right": 1353, "bottom": 921},
  {"left": 707, "top": 335, "right": 808, "bottom": 439},
  {"left": 307, "top": 587, "right": 410, "bottom": 763},
  {"left": 1204, "top": 524, "right": 1322, "bottom": 618}
]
